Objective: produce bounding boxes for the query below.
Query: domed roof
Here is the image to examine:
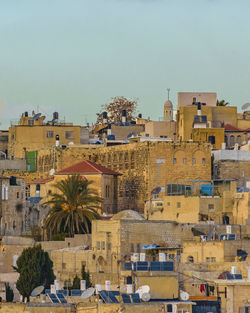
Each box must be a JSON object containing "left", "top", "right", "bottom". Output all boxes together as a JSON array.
[
  {"left": 164, "top": 100, "right": 173, "bottom": 108},
  {"left": 112, "top": 210, "right": 145, "bottom": 221}
]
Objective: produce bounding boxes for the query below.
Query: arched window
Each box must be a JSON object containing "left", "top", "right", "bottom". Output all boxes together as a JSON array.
[
  {"left": 187, "top": 255, "right": 194, "bottom": 263},
  {"left": 237, "top": 135, "right": 242, "bottom": 145},
  {"left": 224, "top": 135, "right": 228, "bottom": 147},
  {"left": 230, "top": 135, "right": 235, "bottom": 147}
]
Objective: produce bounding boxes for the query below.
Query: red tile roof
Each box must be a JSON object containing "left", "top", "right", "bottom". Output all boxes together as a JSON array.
[
  {"left": 30, "top": 177, "right": 54, "bottom": 184},
  {"left": 224, "top": 124, "right": 242, "bottom": 132},
  {"left": 55, "top": 160, "right": 121, "bottom": 176}
]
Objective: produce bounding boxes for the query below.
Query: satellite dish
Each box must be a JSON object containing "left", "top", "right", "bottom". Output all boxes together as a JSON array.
[
  {"left": 136, "top": 285, "right": 150, "bottom": 298},
  {"left": 33, "top": 113, "right": 42, "bottom": 120},
  {"left": 141, "top": 292, "right": 150, "bottom": 302},
  {"left": 31, "top": 285, "right": 44, "bottom": 297},
  {"left": 180, "top": 291, "right": 189, "bottom": 301},
  {"left": 81, "top": 287, "right": 95, "bottom": 299},
  {"left": 242, "top": 103, "right": 250, "bottom": 110},
  {"left": 49, "top": 168, "right": 55, "bottom": 176},
  {"left": 151, "top": 187, "right": 162, "bottom": 195}
]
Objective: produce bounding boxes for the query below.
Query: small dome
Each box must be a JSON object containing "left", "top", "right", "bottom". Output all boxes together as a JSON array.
[
  {"left": 112, "top": 210, "right": 145, "bottom": 221},
  {"left": 164, "top": 100, "right": 173, "bottom": 108}
]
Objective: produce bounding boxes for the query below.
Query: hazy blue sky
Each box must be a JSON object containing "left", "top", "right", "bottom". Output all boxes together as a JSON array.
[{"left": 0, "top": 0, "right": 249, "bottom": 129}]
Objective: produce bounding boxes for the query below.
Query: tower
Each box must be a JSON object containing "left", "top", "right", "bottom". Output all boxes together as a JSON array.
[{"left": 164, "top": 89, "right": 173, "bottom": 121}]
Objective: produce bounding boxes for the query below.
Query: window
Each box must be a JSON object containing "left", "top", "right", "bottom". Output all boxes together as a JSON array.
[
  {"left": 108, "top": 243, "right": 112, "bottom": 250},
  {"left": 105, "top": 185, "right": 110, "bottom": 198},
  {"left": 202, "top": 158, "right": 206, "bottom": 164},
  {"left": 237, "top": 135, "right": 242, "bottom": 145},
  {"left": 46, "top": 131, "right": 54, "bottom": 138},
  {"left": 65, "top": 131, "right": 74, "bottom": 139},
  {"left": 96, "top": 241, "right": 101, "bottom": 250},
  {"left": 130, "top": 243, "right": 134, "bottom": 252},
  {"left": 230, "top": 135, "right": 235, "bottom": 147},
  {"left": 28, "top": 119, "right": 34, "bottom": 126},
  {"left": 62, "top": 263, "right": 66, "bottom": 269},
  {"left": 102, "top": 241, "right": 105, "bottom": 250},
  {"left": 167, "top": 304, "right": 173, "bottom": 312},
  {"left": 156, "top": 158, "right": 165, "bottom": 164},
  {"left": 167, "top": 202, "right": 171, "bottom": 206},
  {"left": 211, "top": 257, "right": 216, "bottom": 262},
  {"left": 177, "top": 202, "right": 181, "bottom": 208},
  {"left": 173, "top": 158, "right": 177, "bottom": 164},
  {"left": 136, "top": 243, "right": 140, "bottom": 253},
  {"left": 187, "top": 256, "right": 194, "bottom": 263},
  {"left": 193, "top": 97, "right": 196, "bottom": 103},
  {"left": 183, "top": 158, "right": 186, "bottom": 164},
  {"left": 208, "top": 204, "right": 214, "bottom": 211},
  {"left": 192, "top": 158, "right": 196, "bottom": 164},
  {"left": 206, "top": 257, "right": 210, "bottom": 262},
  {"left": 17, "top": 192, "right": 19, "bottom": 199},
  {"left": 208, "top": 135, "right": 215, "bottom": 145}
]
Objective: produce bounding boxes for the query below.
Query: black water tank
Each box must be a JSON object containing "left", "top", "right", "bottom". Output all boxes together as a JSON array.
[
  {"left": 53, "top": 112, "right": 59, "bottom": 120},
  {"left": 24, "top": 112, "right": 28, "bottom": 117}
]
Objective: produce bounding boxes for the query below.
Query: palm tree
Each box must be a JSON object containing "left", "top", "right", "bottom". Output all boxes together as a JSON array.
[
  {"left": 216, "top": 99, "right": 229, "bottom": 106},
  {"left": 44, "top": 175, "right": 102, "bottom": 237}
]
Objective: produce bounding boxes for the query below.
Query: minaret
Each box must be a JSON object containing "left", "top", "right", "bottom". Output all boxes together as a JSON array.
[{"left": 164, "top": 88, "right": 173, "bottom": 121}]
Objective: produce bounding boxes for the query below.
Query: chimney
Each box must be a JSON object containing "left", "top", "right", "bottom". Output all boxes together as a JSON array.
[
  {"left": 103, "top": 112, "right": 108, "bottom": 124},
  {"left": 55, "top": 134, "right": 60, "bottom": 147},
  {"left": 107, "top": 124, "right": 111, "bottom": 136},
  {"left": 197, "top": 102, "right": 201, "bottom": 116},
  {"left": 122, "top": 110, "right": 127, "bottom": 124}
]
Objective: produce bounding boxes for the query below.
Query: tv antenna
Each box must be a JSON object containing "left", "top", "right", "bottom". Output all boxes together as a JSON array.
[{"left": 167, "top": 88, "right": 170, "bottom": 100}]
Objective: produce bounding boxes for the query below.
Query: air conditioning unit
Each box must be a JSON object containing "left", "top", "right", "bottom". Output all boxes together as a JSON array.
[{"left": 234, "top": 193, "right": 244, "bottom": 199}]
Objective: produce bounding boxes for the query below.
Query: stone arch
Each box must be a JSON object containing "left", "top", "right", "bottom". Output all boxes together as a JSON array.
[
  {"left": 97, "top": 256, "right": 105, "bottom": 272},
  {"left": 192, "top": 149, "right": 206, "bottom": 164},
  {"left": 173, "top": 149, "right": 186, "bottom": 165}
]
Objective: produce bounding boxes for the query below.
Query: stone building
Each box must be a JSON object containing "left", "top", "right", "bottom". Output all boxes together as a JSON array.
[
  {"left": 8, "top": 111, "right": 81, "bottom": 159},
  {"left": 0, "top": 176, "right": 28, "bottom": 236},
  {"left": 29, "top": 160, "right": 120, "bottom": 214},
  {"left": 213, "top": 149, "right": 250, "bottom": 187},
  {"left": 35, "top": 141, "right": 211, "bottom": 213}
]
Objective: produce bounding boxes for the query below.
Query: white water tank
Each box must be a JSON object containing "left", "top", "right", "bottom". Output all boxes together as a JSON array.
[
  {"left": 126, "top": 284, "right": 133, "bottom": 294},
  {"left": 140, "top": 253, "right": 146, "bottom": 261},
  {"left": 95, "top": 284, "right": 102, "bottom": 294},
  {"left": 54, "top": 280, "right": 60, "bottom": 290},
  {"left": 50, "top": 284, "right": 56, "bottom": 294},
  {"left": 80, "top": 280, "right": 86, "bottom": 291},
  {"left": 159, "top": 253, "right": 166, "bottom": 262},
  {"left": 231, "top": 266, "right": 236, "bottom": 275},
  {"left": 105, "top": 280, "right": 111, "bottom": 291}
]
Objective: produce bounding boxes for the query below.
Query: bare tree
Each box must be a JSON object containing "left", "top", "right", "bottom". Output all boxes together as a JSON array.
[{"left": 96, "top": 97, "right": 138, "bottom": 124}]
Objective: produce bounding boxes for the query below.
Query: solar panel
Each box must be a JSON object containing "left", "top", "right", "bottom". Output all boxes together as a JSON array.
[
  {"left": 228, "top": 234, "right": 236, "bottom": 240},
  {"left": 107, "top": 291, "right": 119, "bottom": 303},
  {"left": 162, "top": 261, "right": 174, "bottom": 271},
  {"left": 57, "top": 290, "right": 68, "bottom": 296},
  {"left": 99, "top": 291, "right": 112, "bottom": 303},
  {"left": 122, "top": 294, "right": 131, "bottom": 303},
  {"left": 57, "top": 293, "right": 67, "bottom": 303},
  {"left": 71, "top": 290, "right": 82, "bottom": 296},
  {"left": 47, "top": 293, "right": 60, "bottom": 303},
  {"left": 150, "top": 262, "right": 161, "bottom": 271},
  {"left": 45, "top": 289, "right": 50, "bottom": 294},
  {"left": 226, "top": 273, "right": 234, "bottom": 280},
  {"left": 131, "top": 293, "right": 140, "bottom": 303},
  {"left": 135, "top": 262, "right": 148, "bottom": 271},
  {"left": 234, "top": 274, "right": 243, "bottom": 279}
]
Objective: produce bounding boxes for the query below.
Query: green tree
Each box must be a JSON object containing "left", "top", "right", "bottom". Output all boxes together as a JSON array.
[
  {"left": 44, "top": 175, "right": 101, "bottom": 237},
  {"left": 72, "top": 275, "right": 80, "bottom": 289},
  {"left": 216, "top": 99, "right": 229, "bottom": 106},
  {"left": 5, "top": 283, "right": 14, "bottom": 302},
  {"left": 14, "top": 245, "right": 55, "bottom": 302},
  {"left": 81, "top": 265, "right": 92, "bottom": 288},
  {"left": 96, "top": 96, "right": 138, "bottom": 124}
]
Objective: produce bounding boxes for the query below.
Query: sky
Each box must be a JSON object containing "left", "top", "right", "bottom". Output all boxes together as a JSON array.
[{"left": 0, "top": 0, "right": 250, "bottom": 129}]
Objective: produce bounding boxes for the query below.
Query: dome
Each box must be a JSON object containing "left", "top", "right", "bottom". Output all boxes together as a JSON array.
[
  {"left": 164, "top": 100, "right": 173, "bottom": 108},
  {"left": 112, "top": 210, "right": 145, "bottom": 221}
]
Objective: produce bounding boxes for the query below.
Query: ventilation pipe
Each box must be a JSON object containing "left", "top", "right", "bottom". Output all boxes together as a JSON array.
[
  {"left": 122, "top": 110, "right": 127, "bottom": 124},
  {"left": 197, "top": 102, "right": 201, "bottom": 116},
  {"left": 107, "top": 124, "right": 111, "bottom": 136},
  {"left": 56, "top": 134, "right": 60, "bottom": 147},
  {"left": 103, "top": 111, "right": 108, "bottom": 124}
]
